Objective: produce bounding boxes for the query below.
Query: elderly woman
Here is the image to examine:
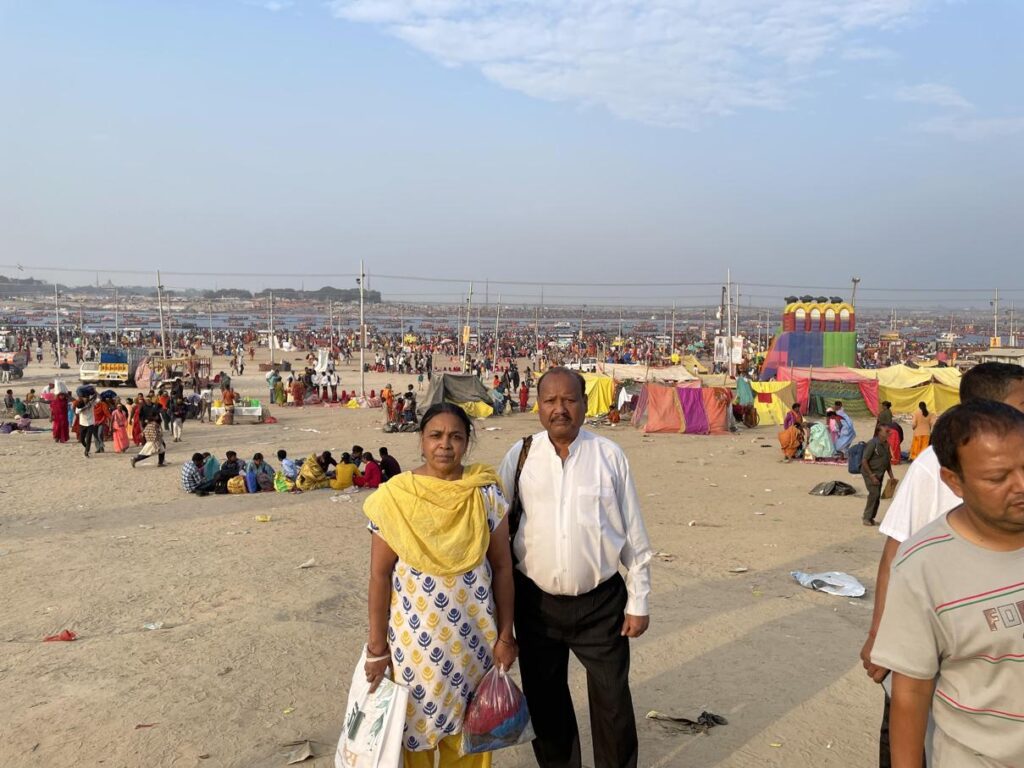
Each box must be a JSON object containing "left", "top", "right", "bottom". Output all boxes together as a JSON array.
[{"left": 363, "top": 403, "right": 516, "bottom": 766}]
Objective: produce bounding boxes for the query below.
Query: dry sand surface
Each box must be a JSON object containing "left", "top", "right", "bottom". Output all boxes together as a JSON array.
[{"left": 0, "top": 351, "right": 902, "bottom": 767}]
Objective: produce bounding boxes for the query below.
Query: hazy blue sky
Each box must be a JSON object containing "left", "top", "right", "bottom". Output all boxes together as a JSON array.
[{"left": 1, "top": 0, "right": 1022, "bottom": 308}]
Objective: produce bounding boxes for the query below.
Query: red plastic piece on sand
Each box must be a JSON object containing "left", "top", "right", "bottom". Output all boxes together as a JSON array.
[{"left": 43, "top": 630, "right": 77, "bottom": 642}]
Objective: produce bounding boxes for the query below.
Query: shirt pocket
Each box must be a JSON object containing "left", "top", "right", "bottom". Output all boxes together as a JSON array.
[{"left": 577, "top": 484, "right": 616, "bottom": 529}]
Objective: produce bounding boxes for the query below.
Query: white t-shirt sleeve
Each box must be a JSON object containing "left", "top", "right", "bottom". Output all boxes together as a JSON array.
[{"left": 878, "top": 448, "right": 960, "bottom": 543}]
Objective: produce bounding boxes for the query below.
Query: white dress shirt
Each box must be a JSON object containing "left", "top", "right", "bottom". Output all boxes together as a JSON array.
[{"left": 498, "top": 429, "right": 653, "bottom": 616}]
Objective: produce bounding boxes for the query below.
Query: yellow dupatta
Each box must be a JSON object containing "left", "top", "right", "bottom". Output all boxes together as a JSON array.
[{"left": 363, "top": 463, "right": 499, "bottom": 577}]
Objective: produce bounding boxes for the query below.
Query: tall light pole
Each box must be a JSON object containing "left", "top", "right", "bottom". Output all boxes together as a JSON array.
[
  {"left": 851, "top": 277, "right": 861, "bottom": 311},
  {"left": 493, "top": 294, "right": 501, "bottom": 365},
  {"left": 328, "top": 299, "right": 334, "bottom": 352},
  {"left": 54, "top": 284, "right": 63, "bottom": 368},
  {"left": 156, "top": 271, "right": 168, "bottom": 358},
  {"left": 268, "top": 291, "right": 275, "bottom": 365},
  {"left": 358, "top": 260, "right": 366, "bottom": 396},
  {"left": 462, "top": 283, "right": 474, "bottom": 374},
  {"left": 670, "top": 303, "right": 676, "bottom": 357},
  {"left": 113, "top": 285, "right": 119, "bottom": 343},
  {"left": 208, "top": 301, "right": 214, "bottom": 348}
]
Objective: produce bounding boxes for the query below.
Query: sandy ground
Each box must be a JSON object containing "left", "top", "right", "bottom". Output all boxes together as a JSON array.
[{"left": 0, "top": 350, "right": 901, "bottom": 768}]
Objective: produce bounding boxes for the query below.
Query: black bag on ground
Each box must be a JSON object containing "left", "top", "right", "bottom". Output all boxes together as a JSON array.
[{"left": 809, "top": 480, "right": 857, "bottom": 496}]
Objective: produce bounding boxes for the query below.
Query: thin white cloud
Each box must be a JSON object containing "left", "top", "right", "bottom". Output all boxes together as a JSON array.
[
  {"left": 841, "top": 45, "right": 898, "bottom": 61},
  {"left": 245, "top": 0, "right": 294, "bottom": 11},
  {"left": 917, "top": 114, "right": 1024, "bottom": 141},
  {"left": 325, "top": 0, "right": 932, "bottom": 127},
  {"left": 894, "top": 82, "right": 973, "bottom": 110}
]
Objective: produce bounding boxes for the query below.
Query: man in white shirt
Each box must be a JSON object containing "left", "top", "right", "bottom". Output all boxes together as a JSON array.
[
  {"left": 498, "top": 367, "right": 652, "bottom": 768},
  {"left": 861, "top": 362, "right": 1024, "bottom": 767},
  {"left": 75, "top": 393, "right": 97, "bottom": 457}
]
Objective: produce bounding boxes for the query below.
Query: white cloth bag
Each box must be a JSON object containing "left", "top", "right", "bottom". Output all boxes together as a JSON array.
[{"left": 335, "top": 648, "right": 409, "bottom": 768}]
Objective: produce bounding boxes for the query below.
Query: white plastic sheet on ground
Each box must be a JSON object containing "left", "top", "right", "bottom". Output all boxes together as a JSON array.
[{"left": 791, "top": 570, "right": 866, "bottom": 598}]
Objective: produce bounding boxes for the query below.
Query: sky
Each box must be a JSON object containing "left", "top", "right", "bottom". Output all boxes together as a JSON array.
[{"left": 1, "top": 0, "right": 1023, "bottom": 310}]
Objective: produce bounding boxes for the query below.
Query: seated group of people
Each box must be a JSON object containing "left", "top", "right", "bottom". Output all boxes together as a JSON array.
[
  {"left": 777, "top": 400, "right": 858, "bottom": 462},
  {"left": 180, "top": 445, "right": 403, "bottom": 496}
]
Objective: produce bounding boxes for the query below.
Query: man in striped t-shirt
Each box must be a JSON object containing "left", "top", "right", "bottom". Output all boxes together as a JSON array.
[{"left": 872, "top": 400, "right": 1024, "bottom": 767}]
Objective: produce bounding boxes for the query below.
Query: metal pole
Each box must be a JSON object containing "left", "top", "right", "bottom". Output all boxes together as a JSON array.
[
  {"left": 208, "top": 301, "right": 214, "bottom": 348},
  {"left": 54, "top": 284, "right": 62, "bottom": 368},
  {"left": 328, "top": 300, "right": 334, "bottom": 352},
  {"left": 359, "top": 260, "right": 366, "bottom": 397},
  {"left": 726, "top": 269, "right": 734, "bottom": 378},
  {"left": 113, "top": 286, "right": 119, "bottom": 342},
  {"left": 462, "top": 284, "right": 473, "bottom": 374},
  {"left": 494, "top": 294, "right": 501, "bottom": 366},
  {"left": 156, "top": 271, "right": 168, "bottom": 358},
  {"left": 269, "top": 291, "right": 275, "bottom": 365},
  {"left": 994, "top": 288, "right": 1000, "bottom": 344},
  {"left": 670, "top": 303, "right": 676, "bottom": 357}
]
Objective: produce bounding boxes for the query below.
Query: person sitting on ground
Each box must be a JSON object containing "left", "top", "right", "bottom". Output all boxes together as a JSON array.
[
  {"left": 605, "top": 404, "right": 621, "bottom": 425},
  {"left": 296, "top": 451, "right": 332, "bottom": 491},
  {"left": 182, "top": 452, "right": 217, "bottom": 496},
  {"left": 329, "top": 452, "right": 362, "bottom": 490},
  {"left": 211, "top": 450, "right": 243, "bottom": 493},
  {"left": 778, "top": 420, "right": 805, "bottom": 462},
  {"left": 783, "top": 402, "right": 804, "bottom": 431},
  {"left": 354, "top": 451, "right": 382, "bottom": 489},
  {"left": 804, "top": 421, "right": 836, "bottom": 460},
  {"left": 379, "top": 446, "right": 402, "bottom": 482},
  {"left": 351, "top": 444, "right": 364, "bottom": 469},
  {"left": 832, "top": 405, "right": 856, "bottom": 458},
  {"left": 276, "top": 449, "right": 299, "bottom": 481},
  {"left": 245, "top": 452, "right": 276, "bottom": 492},
  {"left": 202, "top": 451, "right": 219, "bottom": 481}
]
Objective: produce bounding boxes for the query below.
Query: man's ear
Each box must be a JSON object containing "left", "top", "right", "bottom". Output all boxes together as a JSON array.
[{"left": 940, "top": 466, "right": 964, "bottom": 498}]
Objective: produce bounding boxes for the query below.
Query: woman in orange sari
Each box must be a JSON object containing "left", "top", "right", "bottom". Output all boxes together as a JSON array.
[
  {"left": 111, "top": 402, "right": 130, "bottom": 453},
  {"left": 129, "top": 394, "right": 145, "bottom": 446},
  {"left": 909, "top": 401, "right": 935, "bottom": 460}
]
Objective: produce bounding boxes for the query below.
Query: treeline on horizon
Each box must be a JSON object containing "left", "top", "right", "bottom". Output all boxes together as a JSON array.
[{"left": 0, "top": 275, "right": 381, "bottom": 303}]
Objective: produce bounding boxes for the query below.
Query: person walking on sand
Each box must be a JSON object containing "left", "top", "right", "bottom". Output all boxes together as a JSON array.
[
  {"left": 860, "top": 423, "right": 895, "bottom": 527},
  {"left": 131, "top": 416, "right": 166, "bottom": 467},
  {"left": 498, "top": 367, "right": 652, "bottom": 768}
]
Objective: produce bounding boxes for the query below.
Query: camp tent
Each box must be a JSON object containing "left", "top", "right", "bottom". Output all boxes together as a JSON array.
[
  {"left": 419, "top": 374, "right": 495, "bottom": 418},
  {"left": 735, "top": 379, "right": 797, "bottom": 425},
  {"left": 630, "top": 383, "right": 733, "bottom": 435},
  {"left": 596, "top": 362, "right": 699, "bottom": 383},
  {"left": 776, "top": 365, "right": 960, "bottom": 417}
]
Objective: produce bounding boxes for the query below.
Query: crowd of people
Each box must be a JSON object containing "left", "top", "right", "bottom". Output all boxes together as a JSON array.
[{"left": 178, "top": 444, "right": 403, "bottom": 496}]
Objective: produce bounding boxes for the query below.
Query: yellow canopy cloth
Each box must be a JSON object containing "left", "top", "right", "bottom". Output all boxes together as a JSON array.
[{"left": 364, "top": 463, "right": 499, "bottom": 577}]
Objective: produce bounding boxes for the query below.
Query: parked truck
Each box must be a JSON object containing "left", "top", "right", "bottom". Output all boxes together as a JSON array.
[{"left": 79, "top": 348, "right": 147, "bottom": 387}]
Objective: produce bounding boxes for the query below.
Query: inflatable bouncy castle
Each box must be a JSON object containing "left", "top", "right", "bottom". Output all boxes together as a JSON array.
[{"left": 760, "top": 296, "right": 857, "bottom": 380}]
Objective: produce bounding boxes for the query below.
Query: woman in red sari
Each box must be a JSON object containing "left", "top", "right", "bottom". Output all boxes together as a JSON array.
[
  {"left": 130, "top": 395, "right": 145, "bottom": 446},
  {"left": 111, "top": 402, "right": 130, "bottom": 453},
  {"left": 50, "top": 392, "right": 69, "bottom": 443}
]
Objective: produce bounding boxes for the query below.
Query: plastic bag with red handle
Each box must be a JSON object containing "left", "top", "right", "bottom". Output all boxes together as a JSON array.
[{"left": 460, "top": 666, "right": 534, "bottom": 754}]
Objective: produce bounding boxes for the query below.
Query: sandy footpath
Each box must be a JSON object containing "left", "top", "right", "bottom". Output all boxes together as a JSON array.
[{"left": 0, "top": 351, "right": 897, "bottom": 767}]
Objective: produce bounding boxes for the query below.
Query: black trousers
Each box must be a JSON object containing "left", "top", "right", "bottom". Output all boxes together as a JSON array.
[
  {"left": 863, "top": 476, "right": 882, "bottom": 522},
  {"left": 514, "top": 571, "right": 638, "bottom": 768},
  {"left": 879, "top": 689, "right": 926, "bottom": 768},
  {"left": 79, "top": 425, "right": 97, "bottom": 454}
]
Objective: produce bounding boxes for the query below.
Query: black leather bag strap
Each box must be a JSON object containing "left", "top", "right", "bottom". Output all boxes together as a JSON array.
[{"left": 507, "top": 435, "right": 533, "bottom": 546}]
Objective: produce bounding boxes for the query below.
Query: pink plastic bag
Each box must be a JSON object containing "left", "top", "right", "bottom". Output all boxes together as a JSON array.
[{"left": 461, "top": 666, "right": 534, "bottom": 754}]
